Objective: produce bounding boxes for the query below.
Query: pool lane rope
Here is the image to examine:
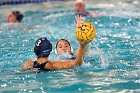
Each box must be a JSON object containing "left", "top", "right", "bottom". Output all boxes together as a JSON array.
[{"left": 0, "top": 0, "right": 65, "bottom": 5}]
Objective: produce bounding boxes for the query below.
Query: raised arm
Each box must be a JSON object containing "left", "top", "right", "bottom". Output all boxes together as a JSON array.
[
  {"left": 45, "top": 15, "right": 90, "bottom": 70},
  {"left": 74, "top": 44, "right": 89, "bottom": 56}
]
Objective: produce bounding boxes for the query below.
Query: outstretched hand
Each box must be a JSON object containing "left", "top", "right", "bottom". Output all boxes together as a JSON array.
[
  {"left": 75, "top": 15, "right": 91, "bottom": 47},
  {"left": 75, "top": 15, "right": 84, "bottom": 28},
  {"left": 78, "top": 39, "right": 90, "bottom": 47}
]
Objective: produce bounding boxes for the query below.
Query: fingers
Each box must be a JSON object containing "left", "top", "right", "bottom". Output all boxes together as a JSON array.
[
  {"left": 79, "top": 15, "right": 83, "bottom": 21},
  {"left": 77, "top": 39, "right": 91, "bottom": 46},
  {"left": 75, "top": 15, "right": 83, "bottom": 21},
  {"left": 75, "top": 16, "right": 78, "bottom": 21},
  {"left": 75, "top": 15, "right": 80, "bottom": 21},
  {"left": 74, "top": 21, "right": 76, "bottom": 26},
  {"left": 75, "top": 15, "right": 84, "bottom": 27},
  {"left": 76, "top": 15, "right": 80, "bottom": 20}
]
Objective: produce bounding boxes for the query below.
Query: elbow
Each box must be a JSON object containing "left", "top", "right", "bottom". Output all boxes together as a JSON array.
[
  {"left": 75, "top": 61, "right": 83, "bottom": 66},
  {"left": 78, "top": 61, "right": 83, "bottom": 66}
]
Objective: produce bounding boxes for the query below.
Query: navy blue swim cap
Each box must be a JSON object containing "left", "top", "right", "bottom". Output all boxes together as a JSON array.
[
  {"left": 12, "top": 10, "right": 23, "bottom": 22},
  {"left": 34, "top": 37, "right": 52, "bottom": 58}
]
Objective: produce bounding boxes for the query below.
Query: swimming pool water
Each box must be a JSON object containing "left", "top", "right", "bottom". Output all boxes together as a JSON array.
[{"left": 0, "top": 0, "right": 140, "bottom": 92}]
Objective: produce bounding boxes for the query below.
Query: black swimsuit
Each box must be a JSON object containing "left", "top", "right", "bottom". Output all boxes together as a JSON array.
[{"left": 33, "top": 61, "right": 51, "bottom": 71}]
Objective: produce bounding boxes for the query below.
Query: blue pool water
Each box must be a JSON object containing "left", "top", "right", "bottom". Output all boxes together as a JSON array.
[{"left": 0, "top": 0, "right": 140, "bottom": 92}]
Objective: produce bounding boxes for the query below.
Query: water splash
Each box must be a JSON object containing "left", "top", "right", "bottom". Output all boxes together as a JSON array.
[{"left": 88, "top": 40, "right": 109, "bottom": 68}]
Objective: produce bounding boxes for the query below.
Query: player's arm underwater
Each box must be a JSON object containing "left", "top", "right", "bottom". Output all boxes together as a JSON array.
[{"left": 21, "top": 60, "right": 34, "bottom": 69}]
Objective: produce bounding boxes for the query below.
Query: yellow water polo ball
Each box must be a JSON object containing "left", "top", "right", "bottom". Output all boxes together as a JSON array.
[{"left": 76, "top": 22, "right": 96, "bottom": 43}]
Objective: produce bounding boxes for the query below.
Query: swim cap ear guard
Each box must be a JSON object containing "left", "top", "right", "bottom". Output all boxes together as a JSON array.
[{"left": 34, "top": 37, "right": 52, "bottom": 58}]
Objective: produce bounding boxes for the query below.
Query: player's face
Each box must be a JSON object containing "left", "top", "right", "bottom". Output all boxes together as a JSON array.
[
  {"left": 56, "top": 40, "right": 71, "bottom": 54},
  {"left": 75, "top": 3, "right": 85, "bottom": 13},
  {"left": 7, "top": 12, "right": 17, "bottom": 23}
]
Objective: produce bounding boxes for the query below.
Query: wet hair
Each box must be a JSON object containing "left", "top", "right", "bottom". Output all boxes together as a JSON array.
[
  {"left": 56, "top": 39, "right": 74, "bottom": 55},
  {"left": 12, "top": 10, "right": 23, "bottom": 22},
  {"left": 75, "top": 0, "right": 85, "bottom": 4},
  {"left": 56, "top": 39, "right": 73, "bottom": 55},
  {"left": 56, "top": 39, "right": 71, "bottom": 50}
]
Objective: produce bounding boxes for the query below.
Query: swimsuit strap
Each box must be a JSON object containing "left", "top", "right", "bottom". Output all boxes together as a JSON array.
[
  {"left": 33, "top": 61, "right": 50, "bottom": 71},
  {"left": 66, "top": 56, "right": 76, "bottom": 60}
]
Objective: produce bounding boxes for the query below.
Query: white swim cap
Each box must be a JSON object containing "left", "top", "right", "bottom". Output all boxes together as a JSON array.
[{"left": 75, "top": 0, "right": 85, "bottom": 4}]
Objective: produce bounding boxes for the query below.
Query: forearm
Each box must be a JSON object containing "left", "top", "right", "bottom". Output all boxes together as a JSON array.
[
  {"left": 74, "top": 44, "right": 89, "bottom": 56},
  {"left": 83, "top": 44, "right": 89, "bottom": 56},
  {"left": 46, "top": 61, "right": 76, "bottom": 69},
  {"left": 75, "top": 45, "right": 85, "bottom": 66},
  {"left": 21, "top": 60, "right": 33, "bottom": 70}
]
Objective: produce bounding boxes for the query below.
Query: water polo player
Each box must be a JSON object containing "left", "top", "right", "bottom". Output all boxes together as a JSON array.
[
  {"left": 75, "top": 0, "right": 101, "bottom": 16},
  {"left": 55, "top": 15, "right": 96, "bottom": 60},
  {"left": 7, "top": 10, "right": 23, "bottom": 23},
  {"left": 55, "top": 39, "right": 78, "bottom": 60},
  {"left": 55, "top": 15, "right": 86, "bottom": 56},
  {"left": 56, "top": 39, "right": 74, "bottom": 55}
]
